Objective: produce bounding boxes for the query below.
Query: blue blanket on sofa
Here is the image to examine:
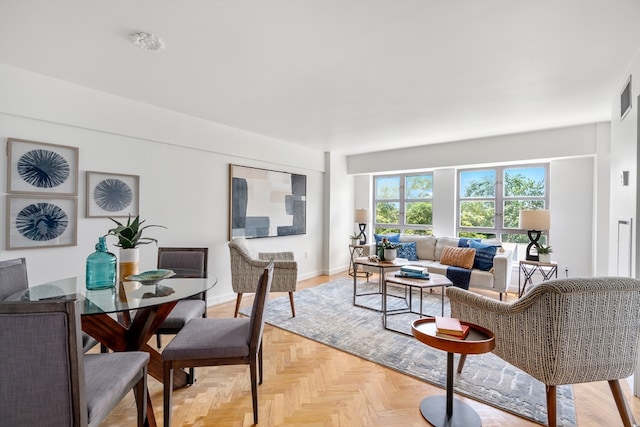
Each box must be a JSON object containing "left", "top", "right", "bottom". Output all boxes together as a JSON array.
[{"left": 446, "top": 266, "right": 471, "bottom": 290}]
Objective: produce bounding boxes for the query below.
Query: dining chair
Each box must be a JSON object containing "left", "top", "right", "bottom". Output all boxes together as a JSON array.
[
  {"left": 162, "top": 261, "right": 274, "bottom": 427},
  {"left": 229, "top": 238, "right": 297, "bottom": 317},
  {"left": 0, "top": 257, "right": 101, "bottom": 353},
  {"left": 448, "top": 277, "right": 640, "bottom": 427},
  {"left": 0, "top": 299, "right": 149, "bottom": 427},
  {"left": 154, "top": 248, "right": 208, "bottom": 337}
]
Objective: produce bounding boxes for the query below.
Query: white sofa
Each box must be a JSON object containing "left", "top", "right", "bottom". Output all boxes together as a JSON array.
[{"left": 368, "top": 235, "right": 514, "bottom": 300}]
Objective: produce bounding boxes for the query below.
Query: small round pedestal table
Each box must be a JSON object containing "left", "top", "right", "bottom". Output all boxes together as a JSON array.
[{"left": 411, "top": 318, "right": 495, "bottom": 427}]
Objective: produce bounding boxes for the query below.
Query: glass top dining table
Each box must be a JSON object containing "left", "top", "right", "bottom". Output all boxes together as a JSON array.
[{"left": 6, "top": 275, "right": 215, "bottom": 315}]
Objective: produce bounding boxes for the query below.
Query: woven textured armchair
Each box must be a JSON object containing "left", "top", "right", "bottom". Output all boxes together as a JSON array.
[
  {"left": 229, "top": 238, "right": 297, "bottom": 317},
  {"left": 447, "top": 277, "right": 640, "bottom": 427}
]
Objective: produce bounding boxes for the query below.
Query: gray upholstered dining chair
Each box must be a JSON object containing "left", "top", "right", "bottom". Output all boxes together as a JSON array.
[
  {"left": 447, "top": 277, "right": 640, "bottom": 427},
  {"left": 162, "top": 261, "right": 274, "bottom": 427},
  {"left": 154, "top": 247, "right": 209, "bottom": 348},
  {"left": 0, "top": 299, "right": 149, "bottom": 427},
  {"left": 228, "top": 238, "right": 297, "bottom": 317},
  {"left": 0, "top": 257, "right": 100, "bottom": 353}
]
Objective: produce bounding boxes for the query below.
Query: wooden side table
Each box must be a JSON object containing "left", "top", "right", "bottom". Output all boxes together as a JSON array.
[
  {"left": 412, "top": 318, "right": 495, "bottom": 427},
  {"left": 518, "top": 260, "right": 558, "bottom": 297}
]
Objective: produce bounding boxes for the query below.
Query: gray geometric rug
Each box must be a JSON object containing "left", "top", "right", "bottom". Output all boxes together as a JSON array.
[{"left": 241, "top": 278, "right": 576, "bottom": 426}]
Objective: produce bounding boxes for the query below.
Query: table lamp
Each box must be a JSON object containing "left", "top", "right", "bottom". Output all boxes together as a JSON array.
[
  {"left": 354, "top": 208, "right": 368, "bottom": 245},
  {"left": 519, "top": 209, "right": 550, "bottom": 261}
]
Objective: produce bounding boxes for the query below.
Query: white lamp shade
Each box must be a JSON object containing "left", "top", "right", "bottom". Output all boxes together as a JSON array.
[
  {"left": 519, "top": 209, "right": 550, "bottom": 230},
  {"left": 354, "top": 208, "right": 368, "bottom": 223}
]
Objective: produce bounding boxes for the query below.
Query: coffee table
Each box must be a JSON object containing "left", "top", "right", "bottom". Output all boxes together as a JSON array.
[
  {"left": 384, "top": 272, "right": 453, "bottom": 335},
  {"left": 412, "top": 318, "right": 495, "bottom": 427}
]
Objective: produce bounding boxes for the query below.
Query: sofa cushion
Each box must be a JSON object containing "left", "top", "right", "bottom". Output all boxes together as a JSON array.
[
  {"left": 396, "top": 242, "right": 418, "bottom": 261},
  {"left": 399, "top": 235, "right": 437, "bottom": 260},
  {"left": 374, "top": 233, "right": 400, "bottom": 244},
  {"left": 440, "top": 246, "right": 476, "bottom": 269},
  {"left": 469, "top": 240, "right": 498, "bottom": 271}
]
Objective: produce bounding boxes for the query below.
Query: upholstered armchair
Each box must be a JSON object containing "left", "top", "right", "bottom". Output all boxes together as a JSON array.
[
  {"left": 228, "top": 238, "right": 297, "bottom": 317},
  {"left": 447, "top": 277, "right": 640, "bottom": 427}
]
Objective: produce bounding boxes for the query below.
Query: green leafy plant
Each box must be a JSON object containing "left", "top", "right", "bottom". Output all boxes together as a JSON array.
[
  {"left": 537, "top": 245, "right": 553, "bottom": 254},
  {"left": 107, "top": 215, "right": 166, "bottom": 249},
  {"left": 377, "top": 237, "right": 399, "bottom": 250},
  {"left": 350, "top": 232, "right": 360, "bottom": 240}
]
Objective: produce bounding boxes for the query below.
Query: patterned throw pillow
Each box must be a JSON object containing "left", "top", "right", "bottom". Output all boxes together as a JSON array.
[
  {"left": 469, "top": 240, "right": 498, "bottom": 271},
  {"left": 439, "top": 246, "right": 476, "bottom": 270},
  {"left": 396, "top": 242, "right": 418, "bottom": 261}
]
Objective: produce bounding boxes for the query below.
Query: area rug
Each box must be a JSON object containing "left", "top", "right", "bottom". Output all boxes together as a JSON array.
[{"left": 241, "top": 278, "right": 576, "bottom": 426}]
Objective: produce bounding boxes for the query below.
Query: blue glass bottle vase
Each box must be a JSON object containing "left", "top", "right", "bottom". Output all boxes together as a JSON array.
[{"left": 86, "top": 236, "right": 117, "bottom": 290}]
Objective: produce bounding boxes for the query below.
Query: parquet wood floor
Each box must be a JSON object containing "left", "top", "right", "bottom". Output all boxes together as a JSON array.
[{"left": 101, "top": 273, "right": 640, "bottom": 426}]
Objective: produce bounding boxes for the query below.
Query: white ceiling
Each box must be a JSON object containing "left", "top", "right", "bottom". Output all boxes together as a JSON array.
[{"left": 1, "top": 0, "right": 639, "bottom": 155}]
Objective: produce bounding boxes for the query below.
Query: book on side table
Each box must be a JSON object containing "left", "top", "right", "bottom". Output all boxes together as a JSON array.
[{"left": 435, "top": 316, "right": 470, "bottom": 339}]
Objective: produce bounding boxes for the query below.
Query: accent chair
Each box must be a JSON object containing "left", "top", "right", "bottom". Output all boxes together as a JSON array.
[
  {"left": 228, "top": 237, "right": 297, "bottom": 317},
  {"left": 447, "top": 277, "right": 640, "bottom": 427}
]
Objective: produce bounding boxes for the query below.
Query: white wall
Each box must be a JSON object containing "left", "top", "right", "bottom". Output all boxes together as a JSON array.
[
  {"left": 347, "top": 123, "right": 609, "bottom": 282},
  {"left": 608, "top": 48, "right": 640, "bottom": 397},
  {"left": 0, "top": 65, "right": 327, "bottom": 305}
]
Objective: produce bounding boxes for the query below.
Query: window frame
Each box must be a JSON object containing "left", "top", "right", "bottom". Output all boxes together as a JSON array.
[
  {"left": 373, "top": 172, "right": 434, "bottom": 235},
  {"left": 456, "top": 164, "right": 550, "bottom": 245}
]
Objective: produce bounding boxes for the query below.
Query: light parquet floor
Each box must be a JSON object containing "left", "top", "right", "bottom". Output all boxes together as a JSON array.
[{"left": 101, "top": 273, "right": 640, "bottom": 427}]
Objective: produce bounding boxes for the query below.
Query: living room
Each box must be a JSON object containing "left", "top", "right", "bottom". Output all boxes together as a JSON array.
[{"left": 1, "top": 1, "right": 640, "bottom": 425}]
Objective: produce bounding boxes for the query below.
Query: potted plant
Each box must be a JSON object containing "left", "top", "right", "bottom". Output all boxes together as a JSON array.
[
  {"left": 537, "top": 245, "right": 552, "bottom": 263},
  {"left": 350, "top": 232, "right": 360, "bottom": 246},
  {"left": 377, "top": 237, "right": 400, "bottom": 261},
  {"left": 107, "top": 215, "right": 166, "bottom": 282}
]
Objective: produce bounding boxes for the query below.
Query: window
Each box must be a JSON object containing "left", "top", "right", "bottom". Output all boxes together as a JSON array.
[
  {"left": 458, "top": 165, "right": 548, "bottom": 253},
  {"left": 374, "top": 173, "right": 433, "bottom": 235}
]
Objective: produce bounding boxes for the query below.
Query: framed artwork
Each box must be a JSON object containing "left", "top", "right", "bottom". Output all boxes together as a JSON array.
[
  {"left": 6, "top": 195, "right": 78, "bottom": 249},
  {"left": 86, "top": 171, "right": 140, "bottom": 218},
  {"left": 229, "top": 164, "right": 306, "bottom": 239},
  {"left": 6, "top": 138, "right": 79, "bottom": 195}
]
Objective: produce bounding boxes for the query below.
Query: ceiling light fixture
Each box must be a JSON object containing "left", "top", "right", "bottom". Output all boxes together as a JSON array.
[{"left": 130, "top": 32, "right": 165, "bottom": 52}]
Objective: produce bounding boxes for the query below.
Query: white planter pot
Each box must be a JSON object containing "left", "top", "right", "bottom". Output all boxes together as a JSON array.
[
  {"left": 119, "top": 247, "right": 140, "bottom": 283},
  {"left": 538, "top": 254, "right": 551, "bottom": 263},
  {"left": 384, "top": 249, "right": 397, "bottom": 262}
]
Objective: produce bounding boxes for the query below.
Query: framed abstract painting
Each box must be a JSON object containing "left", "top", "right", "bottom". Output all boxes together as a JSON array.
[
  {"left": 229, "top": 164, "right": 306, "bottom": 239},
  {"left": 6, "top": 138, "right": 79, "bottom": 195},
  {"left": 6, "top": 195, "right": 78, "bottom": 249},
  {"left": 86, "top": 171, "right": 140, "bottom": 218}
]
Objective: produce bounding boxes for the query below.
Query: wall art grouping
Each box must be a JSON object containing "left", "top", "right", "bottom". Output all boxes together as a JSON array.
[
  {"left": 229, "top": 164, "right": 306, "bottom": 239},
  {"left": 86, "top": 171, "right": 140, "bottom": 218},
  {"left": 5, "top": 138, "right": 140, "bottom": 250}
]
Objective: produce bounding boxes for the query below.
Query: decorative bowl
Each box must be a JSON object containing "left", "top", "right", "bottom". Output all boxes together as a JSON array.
[{"left": 126, "top": 269, "right": 175, "bottom": 286}]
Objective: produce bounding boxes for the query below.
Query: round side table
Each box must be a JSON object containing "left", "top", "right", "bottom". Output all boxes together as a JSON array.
[{"left": 411, "top": 318, "right": 495, "bottom": 427}]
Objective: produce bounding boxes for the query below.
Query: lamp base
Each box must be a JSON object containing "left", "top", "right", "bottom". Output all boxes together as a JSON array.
[
  {"left": 526, "top": 230, "right": 542, "bottom": 261},
  {"left": 358, "top": 223, "right": 367, "bottom": 245}
]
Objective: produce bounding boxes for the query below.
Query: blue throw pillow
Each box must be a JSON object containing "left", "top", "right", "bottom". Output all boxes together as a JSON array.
[
  {"left": 396, "top": 242, "right": 418, "bottom": 261},
  {"left": 469, "top": 239, "right": 498, "bottom": 271},
  {"left": 374, "top": 233, "right": 401, "bottom": 244}
]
